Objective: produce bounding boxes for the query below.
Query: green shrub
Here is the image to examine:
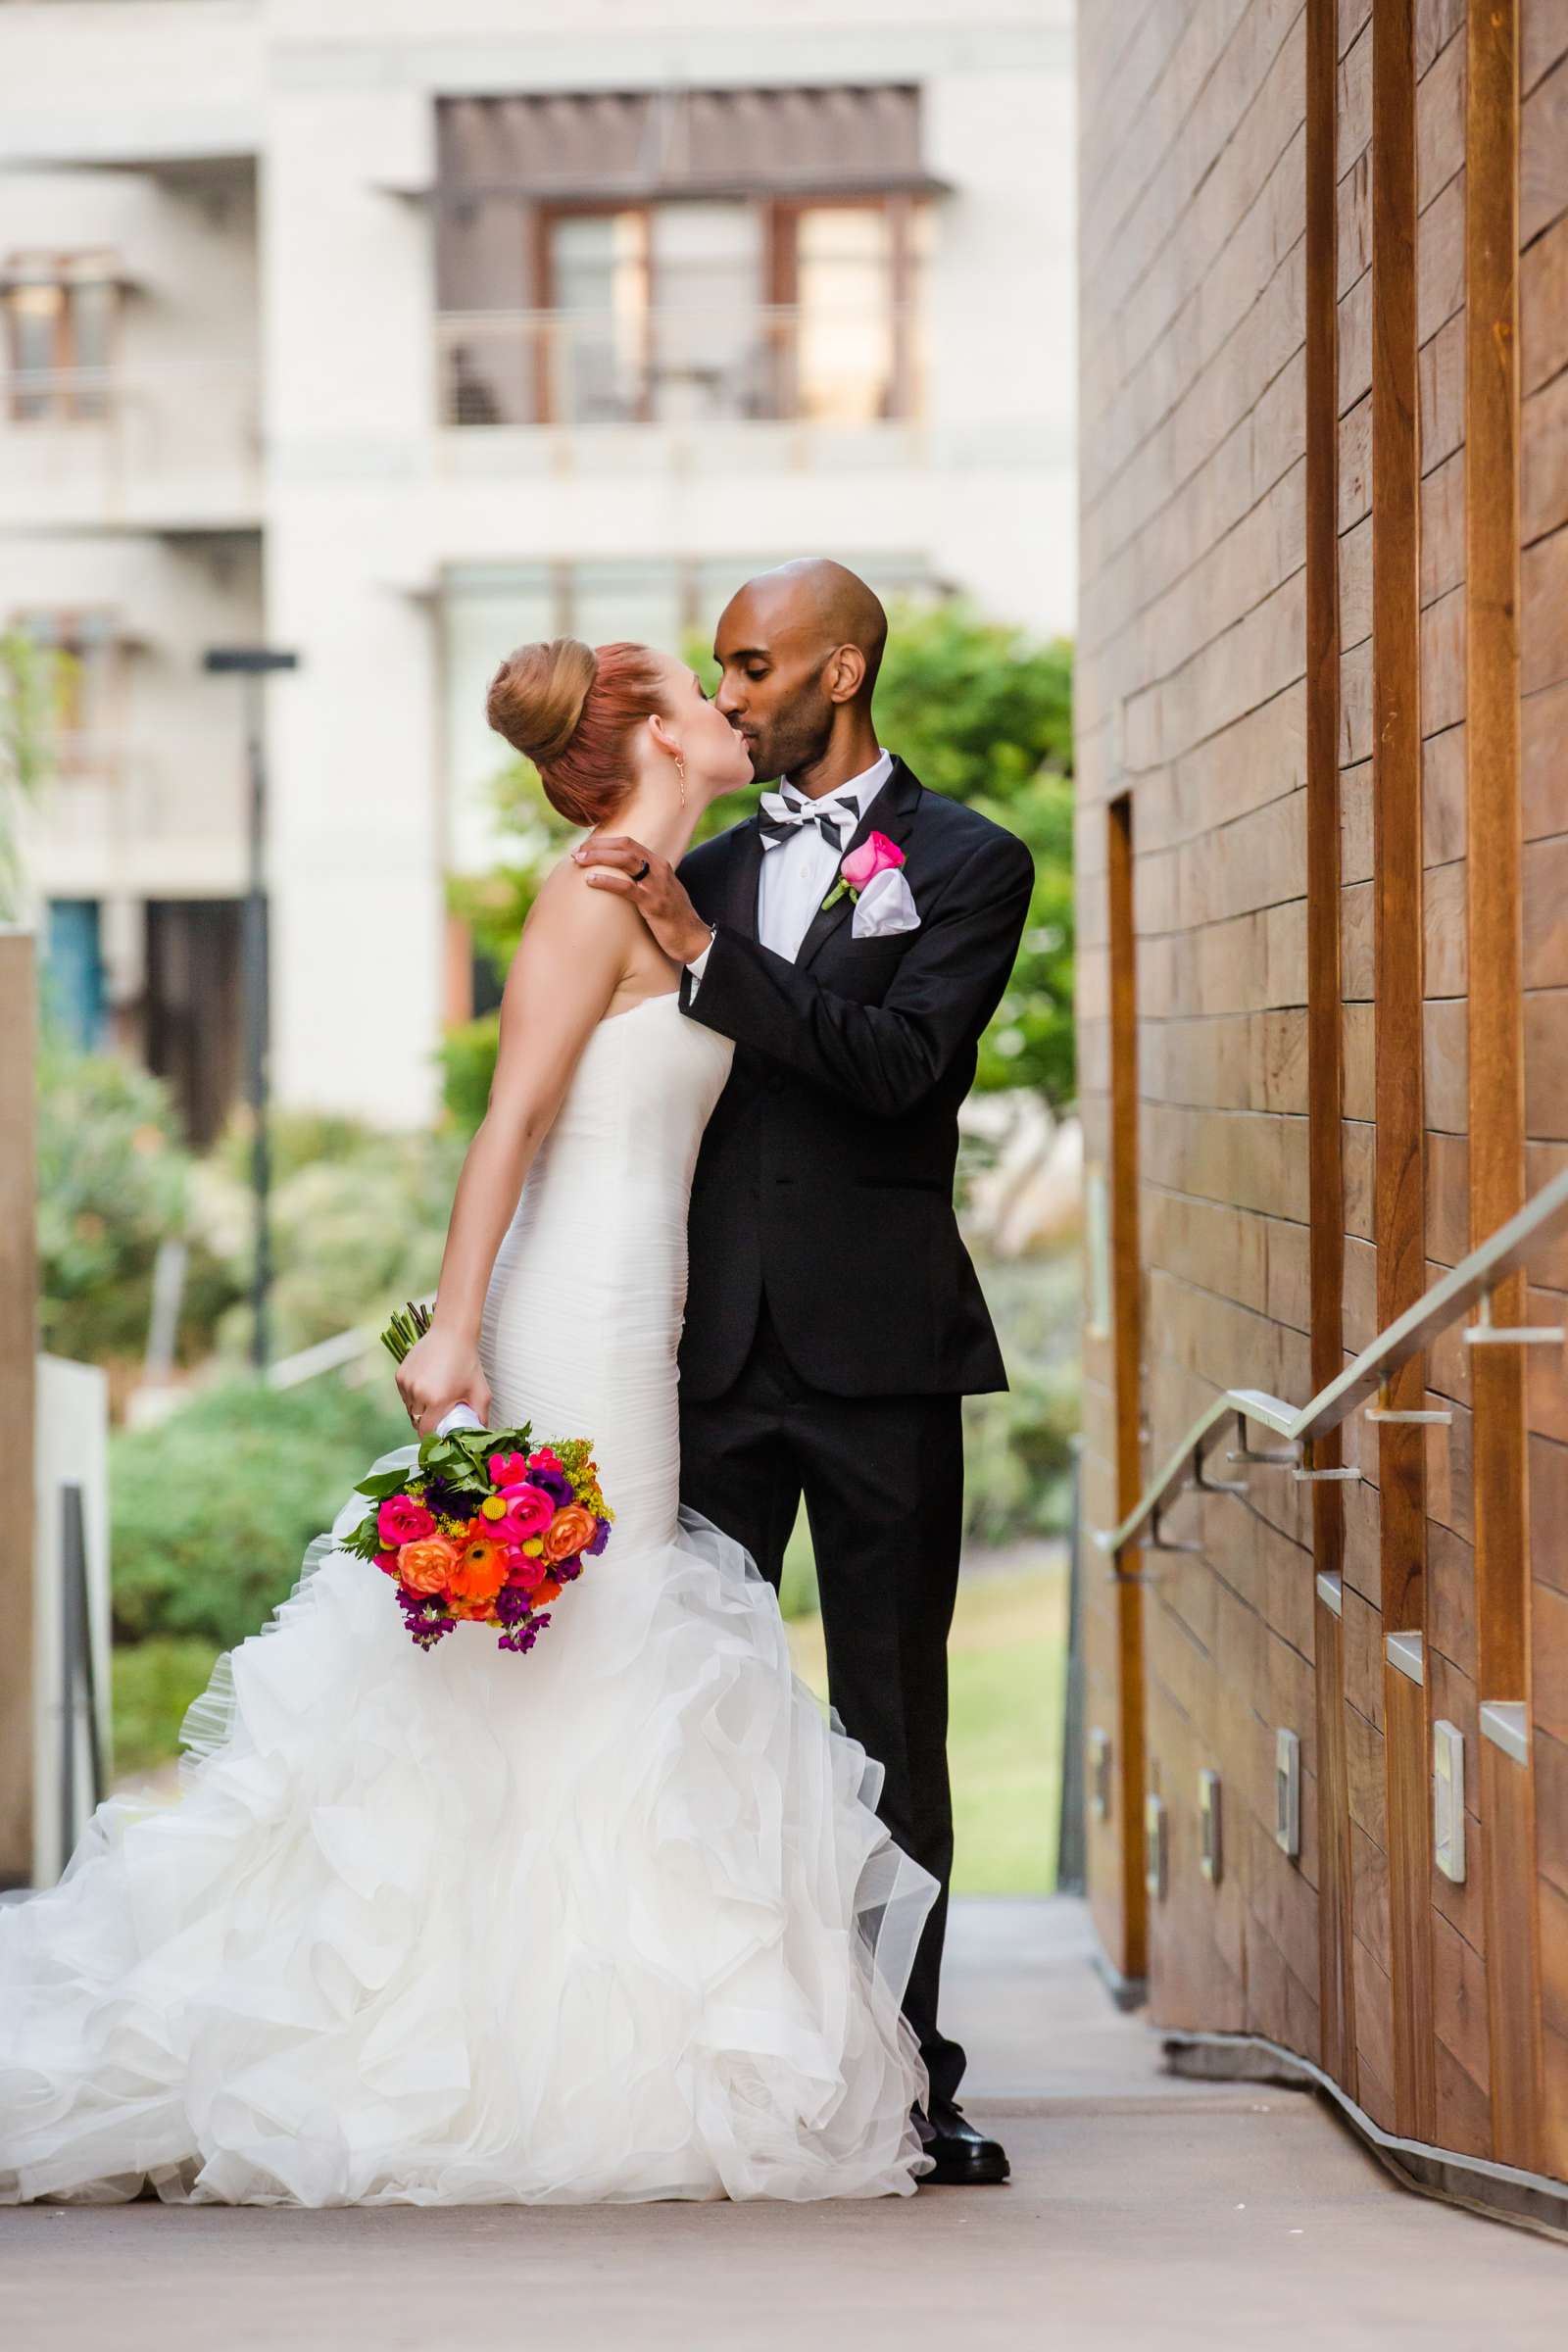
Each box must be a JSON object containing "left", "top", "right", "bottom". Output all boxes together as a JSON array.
[
  {"left": 110, "top": 1375, "right": 409, "bottom": 1650},
  {"left": 37, "top": 1032, "right": 239, "bottom": 1367},
  {"left": 959, "top": 1250, "right": 1081, "bottom": 1546},
  {"left": 437, "top": 1011, "right": 502, "bottom": 1137},
  {"left": 196, "top": 1119, "right": 464, "bottom": 1364},
  {"left": 111, "top": 1635, "right": 223, "bottom": 1778}
]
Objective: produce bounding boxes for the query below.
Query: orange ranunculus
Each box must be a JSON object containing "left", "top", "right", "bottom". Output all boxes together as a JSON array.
[
  {"left": 541, "top": 1504, "right": 597, "bottom": 1564},
  {"left": 399, "top": 1535, "right": 460, "bottom": 1595},
  {"left": 449, "top": 1535, "right": 510, "bottom": 1605},
  {"left": 533, "top": 1577, "right": 563, "bottom": 1607},
  {"left": 449, "top": 1591, "right": 499, "bottom": 1623}
]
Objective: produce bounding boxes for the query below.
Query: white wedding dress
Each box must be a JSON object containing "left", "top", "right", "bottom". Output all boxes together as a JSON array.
[{"left": 0, "top": 992, "right": 935, "bottom": 2206}]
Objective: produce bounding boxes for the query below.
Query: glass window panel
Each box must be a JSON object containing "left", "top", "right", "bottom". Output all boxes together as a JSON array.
[
  {"left": 442, "top": 564, "right": 559, "bottom": 869},
  {"left": 7, "top": 281, "right": 60, "bottom": 419},
  {"left": 5, "top": 252, "right": 118, "bottom": 421},
  {"left": 567, "top": 559, "right": 683, "bottom": 658},
  {"left": 648, "top": 203, "right": 764, "bottom": 422},
  {"left": 9, "top": 608, "right": 119, "bottom": 745},
  {"left": 547, "top": 212, "right": 648, "bottom": 423},
  {"left": 794, "top": 207, "right": 895, "bottom": 424},
  {"left": 69, "top": 274, "right": 115, "bottom": 419}
]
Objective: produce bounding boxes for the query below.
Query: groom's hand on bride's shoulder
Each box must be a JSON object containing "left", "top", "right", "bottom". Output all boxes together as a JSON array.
[{"left": 575, "top": 838, "right": 713, "bottom": 966}]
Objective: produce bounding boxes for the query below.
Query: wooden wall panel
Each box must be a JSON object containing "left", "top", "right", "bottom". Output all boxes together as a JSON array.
[
  {"left": 1107, "top": 794, "right": 1148, "bottom": 1988},
  {"left": 1521, "top": 0, "right": 1568, "bottom": 2181},
  {"left": 1078, "top": 0, "right": 1568, "bottom": 2194},
  {"left": 1373, "top": 0, "right": 1439, "bottom": 2145}
]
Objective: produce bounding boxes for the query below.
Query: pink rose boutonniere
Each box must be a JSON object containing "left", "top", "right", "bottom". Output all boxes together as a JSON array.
[{"left": 821, "top": 830, "right": 921, "bottom": 939}]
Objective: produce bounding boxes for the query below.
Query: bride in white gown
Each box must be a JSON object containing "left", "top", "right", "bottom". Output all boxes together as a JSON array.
[{"left": 0, "top": 638, "right": 935, "bottom": 2207}]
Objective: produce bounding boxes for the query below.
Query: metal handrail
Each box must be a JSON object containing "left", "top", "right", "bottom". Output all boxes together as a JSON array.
[{"left": 1096, "top": 1160, "right": 1568, "bottom": 1559}]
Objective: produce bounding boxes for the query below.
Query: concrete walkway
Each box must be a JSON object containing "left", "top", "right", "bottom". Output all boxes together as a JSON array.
[{"left": 4, "top": 1898, "right": 1563, "bottom": 2349}]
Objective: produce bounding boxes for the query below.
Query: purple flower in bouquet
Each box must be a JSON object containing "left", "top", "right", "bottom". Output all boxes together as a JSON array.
[
  {"left": 497, "top": 1612, "right": 550, "bottom": 1654},
  {"left": 586, "top": 1517, "right": 612, "bottom": 1557}
]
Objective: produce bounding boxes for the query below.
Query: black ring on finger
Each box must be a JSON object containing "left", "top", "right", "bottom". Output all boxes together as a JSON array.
[{"left": 632, "top": 859, "right": 651, "bottom": 883}]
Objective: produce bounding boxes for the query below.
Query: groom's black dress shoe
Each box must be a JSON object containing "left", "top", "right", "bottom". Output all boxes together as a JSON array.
[{"left": 915, "top": 2097, "right": 1010, "bottom": 2186}]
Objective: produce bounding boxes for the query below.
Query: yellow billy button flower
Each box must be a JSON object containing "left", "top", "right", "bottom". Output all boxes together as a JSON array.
[
  {"left": 522, "top": 1538, "right": 545, "bottom": 1558},
  {"left": 480, "top": 1494, "right": 508, "bottom": 1521}
]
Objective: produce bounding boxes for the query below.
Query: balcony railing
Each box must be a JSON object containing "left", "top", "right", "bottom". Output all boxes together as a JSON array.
[
  {"left": 436, "top": 304, "right": 924, "bottom": 431},
  {"left": 0, "top": 365, "right": 261, "bottom": 527}
]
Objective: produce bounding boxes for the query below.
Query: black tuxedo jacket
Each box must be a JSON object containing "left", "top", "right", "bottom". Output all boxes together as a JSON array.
[{"left": 675, "top": 756, "right": 1035, "bottom": 1401}]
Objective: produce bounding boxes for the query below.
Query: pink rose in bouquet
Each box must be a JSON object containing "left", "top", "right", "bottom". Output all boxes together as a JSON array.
[
  {"left": 378, "top": 1494, "right": 436, "bottom": 1547},
  {"left": 496, "top": 1482, "right": 558, "bottom": 1543}
]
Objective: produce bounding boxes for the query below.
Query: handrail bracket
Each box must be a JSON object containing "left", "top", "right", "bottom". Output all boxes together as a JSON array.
[{"left": 1463, "top": 1291, "right": 1565, "bottom": 1348}]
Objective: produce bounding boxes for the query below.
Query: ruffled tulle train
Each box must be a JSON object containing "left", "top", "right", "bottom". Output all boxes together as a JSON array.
[{"left": 0, "top": 1473, "right": 934, "bottom": 2206}]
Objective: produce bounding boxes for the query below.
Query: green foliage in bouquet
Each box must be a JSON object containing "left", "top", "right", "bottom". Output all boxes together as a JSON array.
[
  {"left": 110, "top": 1375, "right": 410, "bottom": 1650},
  {"left": 37, "top": 1030, "right": 239, "bottom": 1367},
  {"left": 440, "top": 601, "right": 1076, "bottom": 1133}
]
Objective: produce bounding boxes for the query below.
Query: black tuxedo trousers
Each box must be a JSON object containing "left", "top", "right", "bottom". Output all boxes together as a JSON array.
[
  {"left": 673, "top": 760, "right": 1036, "bottom": 2108},
  {"left": 679, "top": 1305, "right": 967, "bottom": 2106}
]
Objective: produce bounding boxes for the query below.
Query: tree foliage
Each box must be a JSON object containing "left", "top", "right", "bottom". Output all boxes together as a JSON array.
[{"left": 441, "top": 601, "right": 1075, "bottom": 1128}]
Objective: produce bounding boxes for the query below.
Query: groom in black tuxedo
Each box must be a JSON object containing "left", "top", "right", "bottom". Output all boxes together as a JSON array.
[{"left": 586, "top": 560, "right": 1033, "bottom": 2185}]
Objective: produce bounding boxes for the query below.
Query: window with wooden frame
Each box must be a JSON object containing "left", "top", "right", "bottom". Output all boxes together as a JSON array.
[
  {"left": 434, "top": 85, "right": 940, "bottom": 430},
  {"left": 9, "top": 609, "right": 124, "bottom": 774},
  {"left": 2, "top": 253, "right": 120, "bottom": 423}
]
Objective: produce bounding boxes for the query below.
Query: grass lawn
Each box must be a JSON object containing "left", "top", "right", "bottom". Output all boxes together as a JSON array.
[{"left": 786, "top": 1553, "right": 1066, "bottom": 1895}]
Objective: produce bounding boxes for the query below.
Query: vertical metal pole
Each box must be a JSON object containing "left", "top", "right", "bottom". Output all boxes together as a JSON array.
[
  {"left": 243, "top": 675, "right": 271, "bottom": 1372},
  {"left": 58, "top": 1482, "right": 103, "bottom": 1873}
]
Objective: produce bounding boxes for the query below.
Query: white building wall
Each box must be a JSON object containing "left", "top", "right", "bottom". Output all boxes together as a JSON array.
[{"left": 1, "top": 0, "right": 1076, "bottom": 1125}]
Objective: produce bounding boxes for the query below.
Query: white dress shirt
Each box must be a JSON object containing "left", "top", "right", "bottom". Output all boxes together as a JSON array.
[{"left": 686, "top": 748, "right": 894, "bottom": 987}]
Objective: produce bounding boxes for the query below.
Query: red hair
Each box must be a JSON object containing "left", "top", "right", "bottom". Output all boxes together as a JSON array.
[{"left": 485, "top": 636, "right": 670, "bottom": 828}]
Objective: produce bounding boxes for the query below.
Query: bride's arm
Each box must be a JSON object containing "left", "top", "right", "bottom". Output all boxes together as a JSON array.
[{"left": 395, "top": 876, "right": 631, "bottom": 1433}]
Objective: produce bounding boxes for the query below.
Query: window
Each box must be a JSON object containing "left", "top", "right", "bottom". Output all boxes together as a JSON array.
[
  {"left": 790, "top": 203, "right": 926, "bottom": 424},
  {"left": 434, "top": 85, "right": 939, "bottom": 429},
  {"left": 443, "top": 197, "right": 922, "bottom": 428},
  {"left": 9, "top": 609, "right": 123, "bottom": 772},
  {"left": 3, "top": 252, "right": 119, "bottom": 422}
]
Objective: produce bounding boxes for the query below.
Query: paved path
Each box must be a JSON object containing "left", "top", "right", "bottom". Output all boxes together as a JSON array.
[{"left": 4, "top": 1899, "right": 1563, "bottom": 2349}]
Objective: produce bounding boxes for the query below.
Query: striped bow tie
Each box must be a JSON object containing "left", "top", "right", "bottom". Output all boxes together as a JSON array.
[{"left": 758, "top": 786, "right": 859, "bottom": 852}]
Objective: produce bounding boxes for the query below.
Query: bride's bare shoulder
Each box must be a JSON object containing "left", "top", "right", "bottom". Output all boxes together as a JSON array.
[
  {"left": 527, "top": 852, "right": 640, "bottom": 942},
  {"left": 504, "top": 852, "right": 641, "bottom": 999}
]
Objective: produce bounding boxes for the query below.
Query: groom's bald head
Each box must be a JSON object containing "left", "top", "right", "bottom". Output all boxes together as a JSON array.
[{"left": 712, "top": 559, "right": 888, "bottom": 783}]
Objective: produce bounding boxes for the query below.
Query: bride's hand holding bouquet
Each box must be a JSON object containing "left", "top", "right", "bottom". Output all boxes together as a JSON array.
[{"left": 392, "top": 1310, "right": 492, "bottom": 1436}]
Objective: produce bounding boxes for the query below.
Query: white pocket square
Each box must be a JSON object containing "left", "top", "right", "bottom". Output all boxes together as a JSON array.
[{"left": 852, "top": 867, "right": 921, "bottom": 939}]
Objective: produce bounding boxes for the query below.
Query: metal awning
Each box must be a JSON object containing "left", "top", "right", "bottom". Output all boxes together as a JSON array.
[{"left": 433, "top": 85, "right": 950, "bottom": 204}]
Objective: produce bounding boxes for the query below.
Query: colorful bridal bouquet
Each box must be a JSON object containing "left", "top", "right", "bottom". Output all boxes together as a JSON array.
[{"left": 339, "top": 1303, "right": 612, "bottom": 1654}]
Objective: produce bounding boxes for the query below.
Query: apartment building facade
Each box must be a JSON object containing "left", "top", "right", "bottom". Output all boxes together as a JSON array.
[{"left": 0, "top": 0, "right": 1074, "bottom": 1128}]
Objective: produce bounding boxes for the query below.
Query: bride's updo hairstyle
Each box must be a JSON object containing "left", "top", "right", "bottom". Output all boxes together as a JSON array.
[{"left": 486, "top": 636, "right": 671, "bottom": 828}]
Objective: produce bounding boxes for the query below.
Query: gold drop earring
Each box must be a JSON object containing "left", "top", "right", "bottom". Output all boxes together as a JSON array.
[{"left": 676, "top": 753, "right": 687, "bottom": 808}]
